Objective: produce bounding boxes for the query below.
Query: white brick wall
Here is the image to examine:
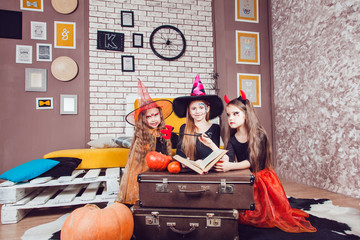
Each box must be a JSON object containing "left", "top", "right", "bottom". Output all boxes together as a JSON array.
[{"left": 89, "top": 0, "right": 215, "bottom": 140}]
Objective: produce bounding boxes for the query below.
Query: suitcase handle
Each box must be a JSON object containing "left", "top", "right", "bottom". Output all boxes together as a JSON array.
[
  {"left": 178, "top": 185, "right": 210, "bottom": 193},
  {"left": 167, "top": 222, "right": 199, "bottom": 235}
]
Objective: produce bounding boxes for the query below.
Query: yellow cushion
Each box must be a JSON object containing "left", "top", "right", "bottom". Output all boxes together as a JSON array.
[
  {"left": 135, "top": 98, "right": 186, "bottom": 133},
  {"left": 43, "top": 148, "right": 128, "bottom": 169}
]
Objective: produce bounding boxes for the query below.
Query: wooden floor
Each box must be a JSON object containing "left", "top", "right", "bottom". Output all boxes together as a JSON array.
[{"left": 0, "top": 179, "right": 359, "bottom": 240}]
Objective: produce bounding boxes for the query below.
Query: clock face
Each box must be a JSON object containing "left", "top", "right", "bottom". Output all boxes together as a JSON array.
[{"left": 149, "top": 25, "right": 186, "bottom": 61}]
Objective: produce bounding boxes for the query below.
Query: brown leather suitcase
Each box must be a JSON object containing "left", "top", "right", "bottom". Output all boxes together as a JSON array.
[
  {"left": 131, "top": 203, "right": 239, "bottom": 240},
  {"left": 138, "top": 169, "right": 254, "bottom": 210}
]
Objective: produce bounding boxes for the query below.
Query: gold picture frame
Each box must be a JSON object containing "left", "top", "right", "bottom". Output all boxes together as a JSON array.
[
  {"left": 54, "top": 21, "right": 76, "bottom": 49},
  {"left": 237, "top": 73, "right": 261, "bottom": 107},
  {"left": 236, "top": 30, "right": 260, "bottom": 65},
  {"left": 235, "top": 0, "right": 258, "bottom": 23}
]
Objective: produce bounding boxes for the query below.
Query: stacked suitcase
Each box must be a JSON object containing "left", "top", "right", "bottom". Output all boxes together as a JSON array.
[{"left": 131, "top": 169, "right": 255, "bottom": 240}]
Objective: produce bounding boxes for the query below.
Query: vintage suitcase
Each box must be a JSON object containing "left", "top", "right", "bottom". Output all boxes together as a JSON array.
[
  {"left": 131, "top": 203, "right": 239, "bottom": 240},
  {"left": 138, "top": 169, "right": 254, "bottom": 210}
]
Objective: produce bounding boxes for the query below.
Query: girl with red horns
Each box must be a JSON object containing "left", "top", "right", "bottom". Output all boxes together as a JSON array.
[{"left": 199, "top": 91, "right": 317, "bottom": 233}]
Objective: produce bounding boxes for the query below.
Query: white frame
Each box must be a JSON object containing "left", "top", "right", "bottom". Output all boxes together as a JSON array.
[
  {"left": 25, "top": 68, "right": 47, "bottom": 92},
  {"left": 36, "top": 43, "right": 52, "bottom": 62},
  {"left": 60, "top": 94, "right": 78, "bottom": 115},
  {"left": 16, "top": 45, "right": 32, "bottom": 64},
  {"left": 54, "top": 21, "right": 76, "bottom": 49},
  {"left": 36, "top": 97, "right": 53, "bottom": 110},
  {"left": 235, "top": 0, "right": 259, "bottom": 23},
  {"left": 237, "top": 73, "right": 261, "bottom": 107},
  {"left": 31, "top": 21, "right": 46, "bottom": 40},
  {"left": 20, "top": 0, "right": 44, "bottom": 12}
]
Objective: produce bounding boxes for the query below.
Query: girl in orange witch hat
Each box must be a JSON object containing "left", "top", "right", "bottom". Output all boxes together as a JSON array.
[
  {"left": 116, "top": 79, "right": 177, "bottom": 205},
  {"left": 200, "top": 91, "right": 316, "bottom": 233}
]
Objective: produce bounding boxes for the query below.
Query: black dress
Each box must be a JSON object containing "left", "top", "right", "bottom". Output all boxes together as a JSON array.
[{"left": 176, "top": 123, "right": 220, "bottom": 160}]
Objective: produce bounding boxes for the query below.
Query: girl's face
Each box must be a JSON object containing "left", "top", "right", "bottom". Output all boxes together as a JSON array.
[
  {"left": 226, "top": 104, "right": 246, "bottom": 129},
  {"left": 189, "top": 100, "right": 209, "bottom": 122},
  {"left": 145, "top": 108, "right": 161, "bottom": 129}
]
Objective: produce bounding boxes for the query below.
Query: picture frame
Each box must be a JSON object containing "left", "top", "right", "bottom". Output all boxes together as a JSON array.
[
  {"left": 60, "top": 94, "right": 78, "bottom": 115},
  {"left": 36, "top": 43, "right": 52, "bottom": 61},
  {"left": 36, "top": 97, "right": 53, "bottom": 110},
  {"left": 121, "top": 55, "right": 135, "bottom": 72},
  {"left": 0, "top": 10, "right": 22, "bottom": 39},
  {"left": 121, "top": 11, "right": 134, "bottom": 27},
  {"left": 236, "top": 30, "right": 260, "bottom": 65},
  {"left": 235, "top": 0, "right": 259, "bottom": 23},
  {"left": 54, "top": 21, "right": 76, "bottom": 49},
  {"left": 16, "top": 45, "right": 32, "bottom": 64},
  {"left": 132, "top": 33, "right": 143, "bottom": 48},
  {"left": 97, "top": 30, "right": 125, "bottom": 52},
  {"left": 20, "top": 0, "right": 43, "bottom": 12},
  {"left": 31, "top": 21, "right": 46, "bottom": 40},
  {"left": 237, "top": 73, "right": 261, "bottom": 107},
  {"left": 25, "top": 68, "right": 47, "bottom": 92}
]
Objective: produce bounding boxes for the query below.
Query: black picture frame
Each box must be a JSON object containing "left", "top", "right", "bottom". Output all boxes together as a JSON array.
[
  {"left": 121, "top": 11, "right": 134, "bottom": 27},
  {"left": 132, "top": 33, "right": 143, "bottom": 48},
  {"left": 121, "top": 55, "right": 135, "bottom": 72},
  {"left": 97, "top": 30, "right": 124, "bottom": 52}
]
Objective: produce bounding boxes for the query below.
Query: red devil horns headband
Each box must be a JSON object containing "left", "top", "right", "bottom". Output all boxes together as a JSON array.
[{"left": 224, "top": 90, "right": 247, "bottom": 105}]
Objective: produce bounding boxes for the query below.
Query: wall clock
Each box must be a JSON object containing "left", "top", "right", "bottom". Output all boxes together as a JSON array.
[{"left": 149, "top": 25, "right": 186, "bottom": 61}]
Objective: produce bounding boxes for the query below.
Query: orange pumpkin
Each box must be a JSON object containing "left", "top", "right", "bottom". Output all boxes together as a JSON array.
[
  {"left": 145, "top": 151, "right": 171, "bottom": 171},
  {"left": 61, "top": 202, "right": 133, "bottom": 240},
  {"left": 167, "top": 161, "right": 181, "bottom": 173}
]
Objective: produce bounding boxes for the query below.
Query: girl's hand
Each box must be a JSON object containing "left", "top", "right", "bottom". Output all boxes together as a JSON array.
[
  {"left": 198, "top": 133, "right": 218, "bottom": 150},
  {"left": 214, "top": 156, "right": 232, "bottom": 172}
]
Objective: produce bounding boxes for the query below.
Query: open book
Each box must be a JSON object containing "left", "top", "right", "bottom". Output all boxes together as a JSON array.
[{"left": 173, "top": 148, "right": 228, "bottom": 174}]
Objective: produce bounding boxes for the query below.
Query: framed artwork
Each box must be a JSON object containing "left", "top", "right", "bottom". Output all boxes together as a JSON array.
[
  {"left": 60, "top": 94, "right": 78, "bottom": 115},
  {"left": 36, "top": 97, "right": 53, "bottom": 110},
  {"left": 25, "top": 68, "right": 47, "bottom": 92},
  {"left": 16, "top": 45, "right": 32, "bottom": 64},
  {"left": 121, "top": 55, "right": 135, "bottom": 72},
  {"left": 31, "top": 21, "right": 46, "bottom": 40},
  {"left": 0, "top": 10, "right": 22, "bottom": 39},
  {"left": 133, "top": 33, "right": 143, "bottom": 48},
  {"left": 236, "top": 30, "right": 260, "bottom": 65},
  {"left": 54, "top": 21, "right": 76, "bottom": 49},
  {"left": 36, "top": 43, "right": 52, "bottom": 61},
  {"left": 97, "top": 30, "right": 124, "bottom": 52},
  {"left": 121, "top": 11, "right": 134, "bottom": 27},
  {"left": 20, "top": 0, "right": 43, "bottom": 12},
  {"left": 235, "top": 0, "right": 258, "bottom": 23},
  {"left": 237, "top": 73, "right": 261, "bottom": 107}
]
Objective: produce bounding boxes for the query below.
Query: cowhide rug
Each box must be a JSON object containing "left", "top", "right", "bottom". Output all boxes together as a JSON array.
[{"left": 21, "top": 197, "right": 360, "bottom": 240}]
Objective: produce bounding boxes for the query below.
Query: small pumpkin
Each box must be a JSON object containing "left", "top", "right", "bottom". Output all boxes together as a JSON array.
[
  {"left": 61, "top": 202, "right": 133, "bottom": 240},
  {"left": 167, "top": 161, "right": 181, "bottom": 174},
  {"left": 145, "top": 151, "right": 171, "bottom": 171}
]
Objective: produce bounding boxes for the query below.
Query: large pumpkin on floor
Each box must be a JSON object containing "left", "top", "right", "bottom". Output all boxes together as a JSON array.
[
  {"left": 145, "top": 151, "right": 172, "bottom": 171},
  {"left": 61, "top": 202, "right": 133, "bottom": 240}
]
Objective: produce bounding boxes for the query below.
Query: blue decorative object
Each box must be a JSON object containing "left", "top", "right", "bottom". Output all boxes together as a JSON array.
[{"left": 0, "top": 159, "right": 59, "bottom": 183}]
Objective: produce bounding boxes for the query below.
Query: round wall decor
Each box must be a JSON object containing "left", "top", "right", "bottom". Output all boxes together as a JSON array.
[
  {"left": 51, "top": 0, "right": 78, "bottom": 14},
  {"left": 51, "top": 56, "right": 78, "bottom": 81},
  {"left": 149, "top": 25, "right": 186, "bottom": 61}
]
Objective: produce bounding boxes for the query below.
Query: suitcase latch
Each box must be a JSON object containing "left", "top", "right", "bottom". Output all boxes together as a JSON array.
[
  {"left": 155, "top": 178, "right": 169, "bottom": 193},
  {"left": 219, "top": 179, "right": 234, "bottom": 194},
  {"left": 206, "top": 213, "right": 221, "bottom": 227},
  {"left": 145, "top": 211, "right": 159, "bottom": 225}
]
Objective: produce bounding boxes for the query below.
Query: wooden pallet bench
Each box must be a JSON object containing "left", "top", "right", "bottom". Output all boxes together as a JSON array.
[{"left": 0, "top": 168, "right": 122, "bottom": 224}]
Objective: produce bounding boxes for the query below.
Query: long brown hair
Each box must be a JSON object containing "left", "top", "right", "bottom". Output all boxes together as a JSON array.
[
  {"left": 224, "top": 99, "right": 272, "bottom": 173},
  {"left": 181, "top": 100, "right": 210, "bottom": 160},
  {"left": 129, "top": 107, "right": 172, "bottom": 163}
]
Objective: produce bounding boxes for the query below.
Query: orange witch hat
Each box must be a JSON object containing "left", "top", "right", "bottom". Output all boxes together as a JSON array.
[{"left": 125, "top": 79, "right": 173, "bottom": 126}]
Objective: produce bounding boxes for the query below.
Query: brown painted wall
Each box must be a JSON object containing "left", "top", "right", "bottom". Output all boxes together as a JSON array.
[
  {"left": 0, "top": 1, "right": 89, "bottom": 174},
  {"left": 213, "top": 0, "right": 274, "bottom": 158}
]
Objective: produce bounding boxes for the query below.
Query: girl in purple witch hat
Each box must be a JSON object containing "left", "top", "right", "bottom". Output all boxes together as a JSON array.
[{"left": 172, "top": 74, "right": 223, "bottom": 165}]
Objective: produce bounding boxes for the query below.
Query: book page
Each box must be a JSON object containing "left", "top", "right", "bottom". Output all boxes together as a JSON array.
[{"left": 199, "top": 148, "right": 227, "bottom": 169}]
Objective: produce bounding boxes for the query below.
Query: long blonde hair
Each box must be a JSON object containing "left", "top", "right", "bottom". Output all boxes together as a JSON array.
[
  {"left": 224, "top": 99, "right": 272, "bottom": 173},
  {"left": 181, "top": 100, "right": 210, "bottom": 160},
  {"left": 129, "top": 107, "right": 172, "bottom": 163}
]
